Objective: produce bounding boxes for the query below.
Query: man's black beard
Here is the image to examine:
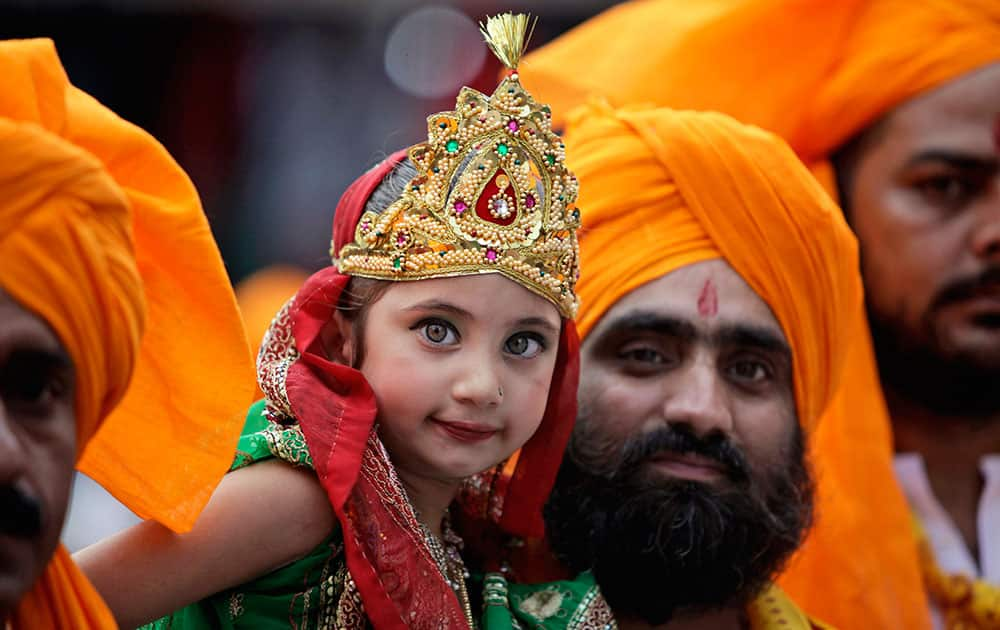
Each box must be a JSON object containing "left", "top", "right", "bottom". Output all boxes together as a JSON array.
[
  {"left": 544, "top": 420, "right": 812, "bottom": 626},
  {"left": 0, "top": 484, "right": 42, "bottom": 539},
  {"left": 868, "top": 265, "right": 1000, "bottom": 419}
]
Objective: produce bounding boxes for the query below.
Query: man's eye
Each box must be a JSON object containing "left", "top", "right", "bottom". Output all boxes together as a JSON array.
[
  {"left": 914, "top": 174, "right": 977, "bottom": 209},
  {"left": 728, "top": 360, "right": 770, "bottom": 384},
  {"left": 618, "top": 347, "right": 665, "bottom": 364},
  {"left": 416, "top": 319, "right": 459, "bottom": 345},
  {"left": 0, "top": 358, "right": 68, "bottom": 416},
  {"left": 505, "top": 333, "right": 545, "bottom": 358}
]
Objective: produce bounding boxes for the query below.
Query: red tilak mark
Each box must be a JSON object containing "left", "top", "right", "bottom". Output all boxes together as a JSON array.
[{"left": 697, "top": 279, "right": 718, "bottom": 318}]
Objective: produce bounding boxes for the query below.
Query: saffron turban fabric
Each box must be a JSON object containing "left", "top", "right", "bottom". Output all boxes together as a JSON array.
[
  {"left": 569, "top": 103, "right": 860, "bottom": 438},
  {"left": 518, "top": 3, "right": 1000, "bottom": 627},
  {"left": 0, "top": 39, "right": 255, "bottom": 627},
  {"left": 522, "top": 0, "right": 1000, "bottom": 195}
]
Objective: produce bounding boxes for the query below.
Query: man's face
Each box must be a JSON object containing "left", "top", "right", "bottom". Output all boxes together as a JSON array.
[
  {"left": 0, "top": 289, "right": 76, "bottom": 614},
  {"left": 842, "top": 63, "right": 1000, "bottom": 416},
  {"left": 545, "top": 259, "right": 812, "bottom": 625}
]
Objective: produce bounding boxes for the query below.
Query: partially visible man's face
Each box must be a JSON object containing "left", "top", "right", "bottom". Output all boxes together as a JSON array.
[
  {"left": 840, "top": 63, "right": 1000, "bottom": 416},
  {"left": 545, "top": 259, "right": 812, "bottom": 625},
  {"left": 0, "top": 289, "right": 76, "bottom": 614}
]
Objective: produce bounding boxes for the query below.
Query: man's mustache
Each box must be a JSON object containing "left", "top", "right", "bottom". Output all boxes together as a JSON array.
[
  {"left": 617, "top": 425, "right": 749, "bottom": 483},
  {"left": 0, "top": 484, "right": 42, "bottom": 538},
  {"left": 932, "top": 266, "right": 1000, "bottom": 311}
]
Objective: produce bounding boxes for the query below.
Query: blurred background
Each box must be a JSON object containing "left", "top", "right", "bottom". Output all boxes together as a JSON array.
[{"left": 0, "top": 0, "right": 620, "bottom": 550}]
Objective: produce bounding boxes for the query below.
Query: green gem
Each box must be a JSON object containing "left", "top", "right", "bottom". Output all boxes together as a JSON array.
[
  {"left": 572, "top": 209, "right": 581, "bottom": 220},
  {"left": 545, "top": 154, "right": 556, "bottom": 166},
  {"left": 497, "top": 143, "right": 509, "bottom": 156},
  {"left": 432, "top": 167, "right": 440, "bottom": 173},
  {"left": 514, "top": 159, "right": 521, "bottom": 165},
  {"left": 438, "top": 122, "right": 448, "bottom": 129},
  {"left": 446, "top": 139, "right": 459, "bottom": 153},
  {"left": 412, "top": 185, "right": 420, "bottom": 191},
  {"left": 393, "top": 257, "right": 403, "bottom": 270},
  {"left": 558, "top": 194, "right": 565, "bottom": 201}
]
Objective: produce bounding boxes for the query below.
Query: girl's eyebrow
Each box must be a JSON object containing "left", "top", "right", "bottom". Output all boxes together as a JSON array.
[
  {"left": 401, "top": 300, "right": 472, "bottom": 318},
  {"left": 515, "top": 316, "right": 560, "bottom": 336}
]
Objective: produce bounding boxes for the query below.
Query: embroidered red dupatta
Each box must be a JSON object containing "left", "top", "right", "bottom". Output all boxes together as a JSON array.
[{"left": 256, "top": 150, "right": 580, "bottom": 629}]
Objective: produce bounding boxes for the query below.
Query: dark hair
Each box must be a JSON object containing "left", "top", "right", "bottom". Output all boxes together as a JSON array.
[{"left": 334, "top": 157, "right": 418, "bottom": 366}]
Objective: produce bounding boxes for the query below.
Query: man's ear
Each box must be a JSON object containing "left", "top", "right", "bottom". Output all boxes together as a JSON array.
[{"left": 319, "top": 311, "right": 355, "bottom": 366}]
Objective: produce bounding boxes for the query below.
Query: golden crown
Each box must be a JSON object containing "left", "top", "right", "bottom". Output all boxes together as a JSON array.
[{"left": 335, "top": 13, "right": 581, "bottom": 317}]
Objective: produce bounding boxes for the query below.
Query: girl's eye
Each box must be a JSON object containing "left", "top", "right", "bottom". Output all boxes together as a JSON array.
[
  {"left": 505, "top": 333, "right": 545, "bottom": 358},
  {"left": 417, "top": 319, "right": 459, "bottom": 346}
]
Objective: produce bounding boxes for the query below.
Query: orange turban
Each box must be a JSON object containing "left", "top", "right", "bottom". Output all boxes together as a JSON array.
[
  {"left": 0, "top": 39, "right": 255, "bottom": 627},
  {"left": 522, "top": 0, "right": 1000, "bottom": 193},
  {"left": 516, "top": 2, "right": 1000, "bottom": 626},
  {"left": 566, "top": 102, "right": 906, "bottom": 626},
  {"left": 569, "top": 104, "right": 860, "bottom": 430}
]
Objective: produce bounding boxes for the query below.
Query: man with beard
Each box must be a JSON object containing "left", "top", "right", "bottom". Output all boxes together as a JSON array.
[
  {"left": 519, "top": 3, "right": 999, "bottom": 627},
  {"left": 0, "top": 40, "right": 253, "bottom": 627},
  {"left": 477, "top": 105, "right": 855, "bottom": 629}
]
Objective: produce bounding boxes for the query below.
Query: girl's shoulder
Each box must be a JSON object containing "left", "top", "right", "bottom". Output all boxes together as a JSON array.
[{"left": 232, "top": 400, "right": 314, "bottom": 471}]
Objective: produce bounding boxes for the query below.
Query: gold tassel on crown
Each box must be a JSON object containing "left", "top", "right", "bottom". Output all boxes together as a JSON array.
[{"left": 336, "top": 13, "right": 581, "bottom": 317}]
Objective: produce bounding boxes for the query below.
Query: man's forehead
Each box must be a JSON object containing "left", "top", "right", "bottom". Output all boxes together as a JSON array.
[
  {"left": 589, "top": 260, "right": 786, "bottom": 342},
  {"left": 885, "top": 62, "right": 1000, "bottom": 152}
]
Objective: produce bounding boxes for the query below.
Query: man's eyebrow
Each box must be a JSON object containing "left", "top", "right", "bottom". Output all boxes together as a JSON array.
[
  {"left": 597, "top": 311, "right": 697, "bottom": 342},
  {"left": 904, "top": 150, "right": 999, "bottom": 172},
  {"left": 1, "top": 347, "right": 74, "bottom": 375},
  {"left": 716, "top": 324, "right": 791, "bottom": 359},
  {"left": 400, "top": 300, "right": 473, "bottom": 319}
]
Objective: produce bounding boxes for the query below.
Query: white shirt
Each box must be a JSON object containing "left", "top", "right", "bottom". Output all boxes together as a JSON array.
[{"left": 894, "top": 453, "right": 1000, "bottom": 629}]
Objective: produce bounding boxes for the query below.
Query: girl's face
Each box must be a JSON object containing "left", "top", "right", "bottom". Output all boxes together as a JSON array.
[{"left": 352, "top": 273, "right": 561, "bottom": 483}]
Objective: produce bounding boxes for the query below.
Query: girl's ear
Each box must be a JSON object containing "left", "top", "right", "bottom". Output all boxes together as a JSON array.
[{"left": 320, "top": 311, "right": 355, "bottom": 366}]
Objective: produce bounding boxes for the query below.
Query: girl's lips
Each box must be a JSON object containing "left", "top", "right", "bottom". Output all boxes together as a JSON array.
[{"left": 429, "top": 417, "right": 499, "bottom": 443}]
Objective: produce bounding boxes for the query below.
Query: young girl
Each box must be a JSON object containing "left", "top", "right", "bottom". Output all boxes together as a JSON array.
[{"left": 77, "top": 14, "right": 582, "bottom": 629}]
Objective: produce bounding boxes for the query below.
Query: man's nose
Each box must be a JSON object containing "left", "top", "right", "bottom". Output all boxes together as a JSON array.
[{"left": 660, "top": 361, "right": 734, "bottom": 438}]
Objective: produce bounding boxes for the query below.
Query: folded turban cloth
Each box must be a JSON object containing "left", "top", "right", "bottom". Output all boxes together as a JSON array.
[
  {"left": 0, "top": 39, "right": 255, "bottom": 628},
  {"left": 569, "top": 102, "right": 860, "bottom": 437},
  {"left": 516, "top": 3, "right": 1000, "bottom": 626}
]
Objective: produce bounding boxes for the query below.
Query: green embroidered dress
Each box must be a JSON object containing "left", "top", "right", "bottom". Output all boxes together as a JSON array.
[{"left": 142, "top": 401, "right": 357, "bottom": 629}]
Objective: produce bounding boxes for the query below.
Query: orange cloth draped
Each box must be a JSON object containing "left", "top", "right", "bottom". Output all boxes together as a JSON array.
[
  {"left": 568, "top": 102, "right": 859, "bottom": 442},
  {"left": 518, "top": 3, "right": 1000, "bottom": 628},
  {"left": 0, "top": 39, "right": 255, "bottom": 627}
]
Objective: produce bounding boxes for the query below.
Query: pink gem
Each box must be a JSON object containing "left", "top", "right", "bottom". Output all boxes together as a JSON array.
[
  {"left": 507, "top": 120, "right": 519, "bottom": 132},
  {"left": 486, "top": 249, "right": 498, "bottom": 261},
  {"left": 397, "top": 233, "right": 406, "bottom": 245},
  {"left": 454, "top": 200, "right": 467, "bottom": 214},
  {"left": 525, "top": 195, "right": 536, "bottom": 209}
]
